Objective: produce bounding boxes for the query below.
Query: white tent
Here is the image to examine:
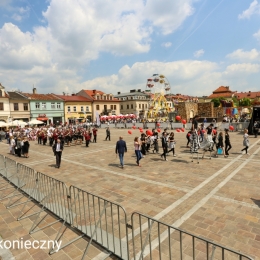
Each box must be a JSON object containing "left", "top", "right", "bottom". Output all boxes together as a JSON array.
[
  {"left": 0, "top": 121, "right": 8, "bottom": 127},
  {"left": 28, "top": 119, "right": 45, "bottom": 125},
  {"left": 7, "top": 120, "right": 28, "bottom": 127}
]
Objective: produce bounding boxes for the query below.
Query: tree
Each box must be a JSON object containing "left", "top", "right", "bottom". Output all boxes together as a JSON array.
[
  {"left": 239, "top": 98, "right": 251, "bottom": 107},
  {"left": 232, "top": 97, "right": 239, "bottom": 107},
  {"left": 211, "top": 98, "right": 220, "bottom": 107}
]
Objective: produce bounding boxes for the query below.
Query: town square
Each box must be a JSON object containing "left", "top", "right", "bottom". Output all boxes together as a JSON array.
[{"left": 1, "top": 0, "right": 260, "bottom": 259}]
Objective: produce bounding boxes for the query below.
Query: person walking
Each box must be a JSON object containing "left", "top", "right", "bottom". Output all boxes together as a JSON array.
[
  {"left": 105, "top": 127, "right": 111, "bottom": 141},
  {"left": 134, "top": 136, "right": 142, "bottom": 166},
  {"left": 92, "top": 127, "right": 98, "bottom": 143},
  {"left": 241, "top": 129, "right": 250, "bottom": 155},
  {"left": 16, "top": 137, "right": 22, "bottom": 157},
  {"left": 160, "top": 132, "right": 168, "bottom": 161},
  {"left": 84, "top": 130, "right": 91, "bottom": 147},
  {"left": 22, "top": 137, "right": 30, "bottom": 158},
  {"left": 224, "top": 128, "right": 232, "bottom": 157},
  {"left": 52, "top": 138, "right": 64, "bottom": 168},
  {"left": 215, "top": 131, "right": 225, "bottom": 157},
  {"left": 168, "top": 132, "right": 176, "bottom": 156},
  {"left": 115, "top": 136, "right": 127, "bottom": 168}
]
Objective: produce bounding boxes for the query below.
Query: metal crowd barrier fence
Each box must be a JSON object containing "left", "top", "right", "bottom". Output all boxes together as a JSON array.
[
  {"left": 0, "top": 155, "right": 254, "bottom": 260},
  {"left": 130, "top": 212, "right": 253, "bottom": 260},
  {"left": 28, "top": 172, "right": 70, "bottom": 234},
  {"left": 50, "top": 185, "right": 129, "bottom": 259}
]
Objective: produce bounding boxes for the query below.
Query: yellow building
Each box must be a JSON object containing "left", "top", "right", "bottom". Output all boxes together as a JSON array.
[{"left": 55, "top": 94, "right": 93, "bottom": 123}]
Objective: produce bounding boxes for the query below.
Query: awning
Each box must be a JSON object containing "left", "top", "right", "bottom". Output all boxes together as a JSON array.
[{"left": 37, "top": 117, "right": 48, "bottom": 121}]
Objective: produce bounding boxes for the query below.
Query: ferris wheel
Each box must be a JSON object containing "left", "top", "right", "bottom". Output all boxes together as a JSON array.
[{"left": 145, "top": 74, "right": 172, "bottom": 119}]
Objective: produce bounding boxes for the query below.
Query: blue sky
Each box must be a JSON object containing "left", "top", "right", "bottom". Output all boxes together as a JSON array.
[{"left": 0, "top": 0, "right": 260, "bottom": 97}]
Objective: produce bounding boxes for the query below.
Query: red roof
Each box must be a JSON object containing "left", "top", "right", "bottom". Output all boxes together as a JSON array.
[
  {"left": 234, "top": 91, "right": 260, "bottom": 99},
  {"left": 207, "top": 86, "right": 235, "bottom": 99},
  {"left": 21, "top": 93, "right": 63, "bottom": 101},
  {"left": 55, "top": 94, "right": 92, "bottom": 102},
  {"left": 212, "top": 86, "right": 233, "bottom": 94},
  {"left": 83, "top": 90, "right": 119, "bottom": 102}
]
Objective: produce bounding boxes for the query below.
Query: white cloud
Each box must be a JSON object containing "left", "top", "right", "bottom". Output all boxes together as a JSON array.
[
  {"left": 143, "top": 0, "right": 194, "bottom": 35},
  {"left": 193, "top": 49, "right": 204, "bottom": 58},
  {"left": 223, "top": 63, "right": 260, "bottom": 77},
  {"left": 0, "top": 0, "right": 12, "bottom": 7},
  {"left": 226, "top": 48, "right": 260, "bottom": 61},
  {"left": 238, "top": 0, "right": 260, "bottom": 19},
  {"left": 161, "top": 42, "right": 172, "bottom": 48},
  {"left": 254, "top": 29, "right": 260, "bottom": 42}
]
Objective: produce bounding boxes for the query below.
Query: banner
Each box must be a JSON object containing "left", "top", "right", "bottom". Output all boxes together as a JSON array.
[{"left": 96, "top": 111, "right": 100, "bottom": 126}]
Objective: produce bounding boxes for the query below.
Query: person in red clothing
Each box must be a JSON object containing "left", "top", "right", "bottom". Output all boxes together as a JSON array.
[
  {"left": 84, "top": 131, "right": 91, "bottom": 147},
  {"left": 92, "top": 127, "right": 98, "bottom": 143}
]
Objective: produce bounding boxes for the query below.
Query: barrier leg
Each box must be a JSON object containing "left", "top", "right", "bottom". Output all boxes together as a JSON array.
[{"left": 137, "top": 219, "right": 154, "bottom": 260}]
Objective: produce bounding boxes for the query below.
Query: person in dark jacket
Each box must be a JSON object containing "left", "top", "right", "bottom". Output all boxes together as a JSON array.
[
  {"left": 52, "top": 138, "right": 64, "bottom": 168},
  {"left": 115, "top": 136, "right": 127, "bottom": 168}
]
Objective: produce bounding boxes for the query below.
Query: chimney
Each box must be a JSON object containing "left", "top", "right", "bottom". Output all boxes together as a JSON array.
[
  {"left": 138, "top": 89, "right": 141, "bottom": 92},
  {"left": 33, "top": 87, "right": 37, "bottom": 94},
  {"left": 117, "top": 92, "right": 121, "bottom": 95},
  {"left": 93, "top": 89, "right": 96, "bottom": 94}
]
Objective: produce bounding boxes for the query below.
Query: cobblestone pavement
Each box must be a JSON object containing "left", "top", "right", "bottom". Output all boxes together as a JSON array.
[{"left": 0, "top": 128, "right": 259, "bottom": 259}]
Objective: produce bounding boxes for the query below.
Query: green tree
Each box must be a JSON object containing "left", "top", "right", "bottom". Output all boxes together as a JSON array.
[
  {"left": 232, "top": 97, "right": 239, "bottom": 107},
  {"left": 239, "top": 98, "right": 251, "bottom": 106},
  {"left": 211, "top": 98, "right": 220, "bottom": 107}
]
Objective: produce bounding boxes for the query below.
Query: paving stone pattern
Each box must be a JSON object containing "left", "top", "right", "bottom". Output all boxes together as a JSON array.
[{"left": 0, "top": 128, "right": 259, "bottom": 259}]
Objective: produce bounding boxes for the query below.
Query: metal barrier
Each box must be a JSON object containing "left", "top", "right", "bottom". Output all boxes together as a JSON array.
[
  {"left": 130, "top": 212, "right": 253, "bottom": 260},
  {"left": 28, "top": 172, "right": 70, "bottom": 234},
  {"left": 0, "top": 157, "right": 18, "bottom": 200},
  {"left": 50, "top": 185, "right": 129, "bottom": 260},
  {"left": 0, "top": 155, "right": 254, "bottom": 259},
  {"left": 0, "top": 154, "right": 5, "bottom": 178}
]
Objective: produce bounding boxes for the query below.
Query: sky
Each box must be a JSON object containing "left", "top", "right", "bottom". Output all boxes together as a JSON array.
[{"left": 0, "top": 0, "right": 260, "bottom": 97}]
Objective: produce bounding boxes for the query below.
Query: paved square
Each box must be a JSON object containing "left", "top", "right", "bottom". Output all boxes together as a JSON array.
[{"left": 0, "top": 127, "right": 260, "bottom": 259}]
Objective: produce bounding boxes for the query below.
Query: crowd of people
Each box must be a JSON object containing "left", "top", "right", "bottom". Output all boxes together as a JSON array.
[{"left": 0, "top": 116, "right": 254, "bottom": 169}]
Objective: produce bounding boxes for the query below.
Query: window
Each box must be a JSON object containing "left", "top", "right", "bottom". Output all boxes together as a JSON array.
[
  {"left": 127, "top": 105, "right": 129, "bottom": 109},
  {"left": 81, "top": 106, "right": 84, "bottom": 112},
  {"left": 68, "top": 106, "right": 71, "bottom": 112},
  {"left": 110, "top": 105, "right": 113, "bottom": 109},
  {"left": 113, "top": 105, "right": 116, "bottom": 110},
  {"left": 51, "top": 103, "right": 55, "bottom": 109},
  {"left": 104, "top": 105, "right": 107, "bottom": 110},
  {"left": 73, "top": 106, "right": 76, "bottom": 112},
  {"left": 97, "top": 95, "right": 100, "bottom": 100},
  {"left": 121, "top": 105, "right": 123, "bottom": 109},
  {"left": 96, "top": 105, "right": 100, "bottom": 110},
  {"left": 24, "top": 103, "right": 28, "bottom": 111},
  {"left": 142, "top": 104, "right": 144, "bottom": 109},
  {"left": 145, "top": 104, "right": 147, "bottom": 109},
  {"left": 86, "top": 106, "right": 89, "bottom": 112},
  {"left": 0, "top": 102, "right": 3, "bottom": 110},
  {"left": 110, "top": 96, "right": 112, "bottom": 100},
  {"left": 57, "top": 103, "right": 61, "bottom": 109},
  {"left": 36, "top": 102, "right": 40, "bottom": 109},
  {"left": 139, "top": 104, "right": 141, "bottom": 109},
  {"left": 42, "top": 102, "right": 46, "bottom": 109},
  {"left": 14, "top": 103, "right": 19, "bottom": 111},
  {"left": 131, "top": 104, "right": 133, "bottom": 109}
]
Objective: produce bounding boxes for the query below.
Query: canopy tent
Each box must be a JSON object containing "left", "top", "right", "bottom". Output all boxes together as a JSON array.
[
  {"left": 28, "top": 119, "right": 45, "bottom": 125},
  {"left": 6, "top": 120, "right": 28, "bottom": 127},
  {"left": 0, "top": 122, "right": 8, "bottom": 127}
]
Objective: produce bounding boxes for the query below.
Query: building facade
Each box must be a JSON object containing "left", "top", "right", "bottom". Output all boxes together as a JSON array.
[
  {"left": 77, "top": 89, "right": 120, "bottom": 122},
  {"left": 21, "top": 88, "right": 64, "bottom": 124},
  {"left": 8, "top": 92, "right": 30, "bottom": 122},
  {"left": 114, "top": 89, "right": 150, "bottom": 118},
  {"left": 54, "top": 94, "right": 93, "bottom": 123},
  {"left": 0, "top": 83, "right": 11, "bottom": 122}
]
